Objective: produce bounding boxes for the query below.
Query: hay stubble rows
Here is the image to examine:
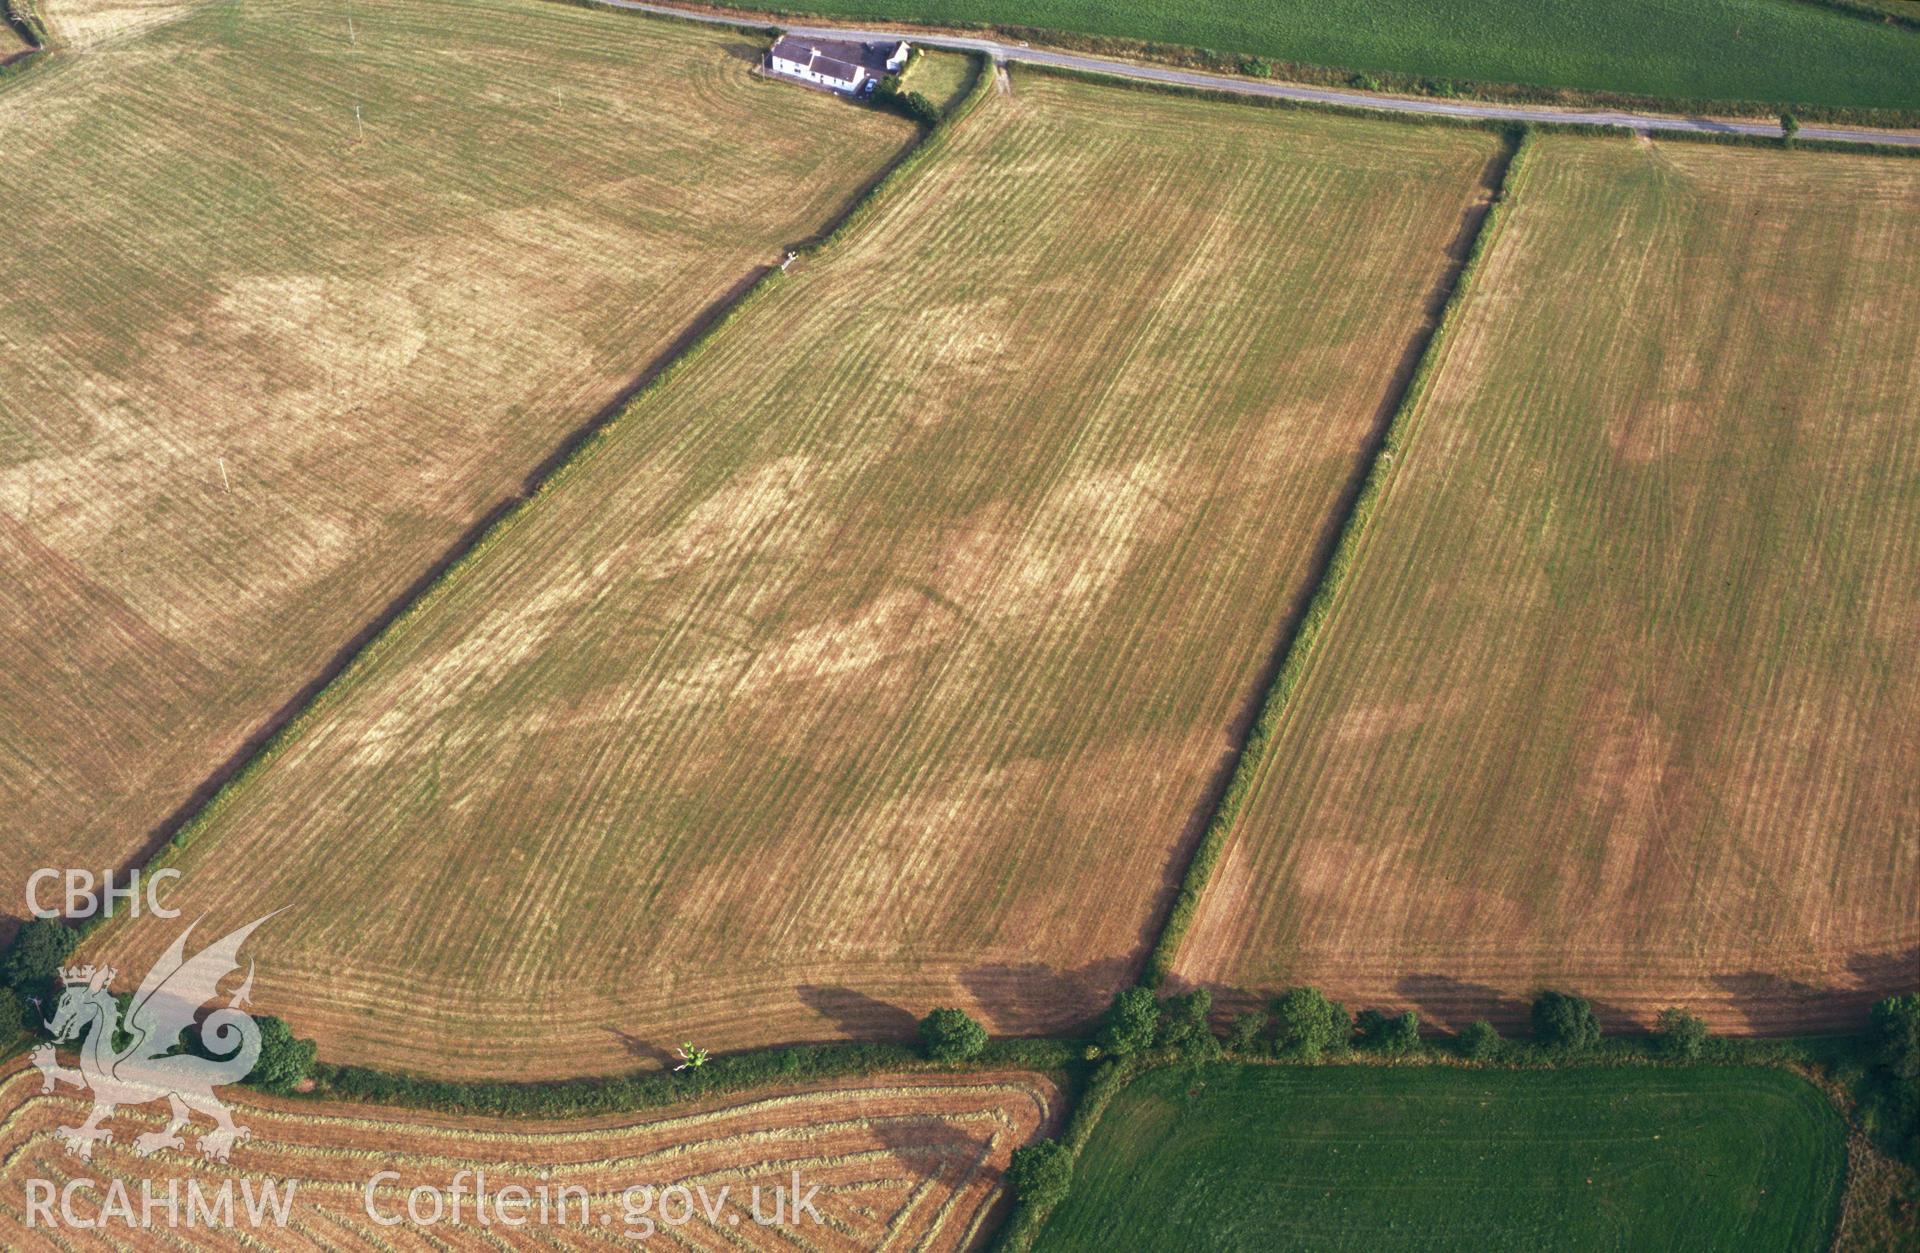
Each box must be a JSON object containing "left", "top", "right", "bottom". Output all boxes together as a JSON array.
[
  {"left": 0, "top": 1063, "right": 1060, "bottom": 1249},
  {"left": 1176, "top": 134, "right": 1920, "bottom": 1032},
  {"left": 0, "top": 0, "right": 915, "bottom": 929},
  {"left": 93, "top": 74, "right": 1506, "bottom": 1077}
]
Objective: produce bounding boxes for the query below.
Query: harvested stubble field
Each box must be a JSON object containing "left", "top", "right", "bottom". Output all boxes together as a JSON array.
[
  {"left": 1178, "top": 134, "right": 1920, "bottom": 1033},
  {"left": 0, "top": 0, "right": 913, "bottom": 928},
  {"left": 95, "top": 75, "right": 1505, "bottom": 1076},
  {"left": 0, "top": 1062, "right": 1060, "bottom": 1248}
]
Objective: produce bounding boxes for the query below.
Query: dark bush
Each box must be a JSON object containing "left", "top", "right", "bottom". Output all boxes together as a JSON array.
[
  {"left": 897, "top": 90, "right": 940, "bottom": 127},
  {"left": 1225, "top": 1011, "right": 1268, "bottom": 1055},
  {"left": 247, "top": 1016, "right": 318, "bottom": 1093},
  {"left": 1654, "top": 1008, "right": 1709, "bottom": 1061},
  {"left": 1098, "top": 986, "right": 1161, "bottom": 1057},
  {"left": 1357, "top": 1009, "right": 1420, "bottom": 1055},
  {"left": 1007, "top": 1138, "right": 1074, "bottom": 1207},
  {"left": 1865, "top": 994, "right": 1920, "bottom": 1163},
  {"left": 1457, "top": 1019, "right": 1501, "bottom": 1061},
  {"left": 1273, "top": 987, "right": 1351, "bottom": 1060},
  {"left": 1, "top": 919, "right": 77, "bottom": 999},
  {"left": 1531, "top": 991, "right": 1601, "bottom": 1053},
  {"left": 918, "top": 1007, "right": 988, "bottom": 1063},
  {"left": 1871, "top": 994, "right": 1920, "bottom": 1080},
  {"left": 0, "top": 988, "right": 24, "bottom": 1042},
  {"left": 1156, "top": 988, "right": 1213, "bottom": 1052},
  {"left": 872, "top": 75, "right": 941, "bottom": 127}
]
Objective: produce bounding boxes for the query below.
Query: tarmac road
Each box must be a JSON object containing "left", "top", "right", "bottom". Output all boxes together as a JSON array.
[{"left": 600, "top": 0, "right": 1920, "bottom": 148}]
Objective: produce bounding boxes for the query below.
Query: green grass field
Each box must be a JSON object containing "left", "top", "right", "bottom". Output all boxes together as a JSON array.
[
  {"left": 902, "top": 48, "right": 978, "bottom": 113},
  {"left": 726, "top": 0, "right": 1920, "bottom": 112},
  {"left": 1037, "top": 1065, "right": 1846, "bottom": 1250}
]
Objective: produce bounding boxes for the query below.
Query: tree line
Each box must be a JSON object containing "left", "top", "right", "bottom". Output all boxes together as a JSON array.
[{"left": 0, "top": 918, "right": 315, "bottom": 1093}]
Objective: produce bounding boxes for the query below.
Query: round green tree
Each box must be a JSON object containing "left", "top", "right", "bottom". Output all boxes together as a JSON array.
[
  {"left": 1273, "top": 987, "right": 1352, "bottom": 1060},
  {"left": 1457, "top": 1019, "right": 1501, "bottom": 1061},
  {"left": 918, "top": 1007, "right": 988, "bottom": 1063},
  {"left": 1097, "top": 986, "right": 1160, "bottom": 1057},
  {"left": 1007, "top": 1138, "right": 1073, "bottom": 1208},
  {"left": 1531, "top": 991, "right": 1601, "bottom": 1053},
  {"left": 1655, "top": 1007, "right": 1709, "bottom": 1060},
  {"left": 1, "top": 919, "right": 78, "bottom": 998},
  {"left": 247, "top": 1016, "right": 317, "bottom": 1093}
]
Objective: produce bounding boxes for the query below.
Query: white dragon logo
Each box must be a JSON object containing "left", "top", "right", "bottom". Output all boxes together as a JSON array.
[{"left": 31, "top": 913, "right": 278, "bottom": 1163}]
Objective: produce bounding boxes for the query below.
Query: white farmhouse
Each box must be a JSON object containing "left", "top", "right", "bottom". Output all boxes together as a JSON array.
[
  {"left": 884, "top": 41, "right": 911, "bottom": 73},
  {"left": 767, "top": 35, "right": 870, "bottom": 94}
]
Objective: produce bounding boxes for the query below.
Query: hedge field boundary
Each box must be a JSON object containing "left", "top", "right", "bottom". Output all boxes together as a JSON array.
[
  {"left": 309, "top": 1038, "right": 1081, "bottom": 1119},
  {"left": 67, "top": 67, "right": 970, "bottom": 943},
  {"left": 1139, "top": 127, "right": 1537, "bottom": 986}
]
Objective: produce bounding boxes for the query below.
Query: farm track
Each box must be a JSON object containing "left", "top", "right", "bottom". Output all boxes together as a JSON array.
[
  {"left": 0, "top": 0, "right": 915, "bottom": 933},
  {"left": 1176, "top": 134, "right": 1920, "bottom": 1034},
  {"left": 0, "top": 1063, "right": 1061, "bottom": 1249},
  {"left": 602, "top": 0, "right": 1920, "bottom": 147},
  {"left": 91, "top": 75, "right": 1505, "bottom": 1079}
]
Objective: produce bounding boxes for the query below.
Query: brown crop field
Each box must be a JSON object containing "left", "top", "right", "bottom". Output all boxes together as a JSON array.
[
  {"left": 0, "top": 1062, "right": 1060, "bottom": 1248},
  {"left": 91, "top": 75, "right": 1505, "bottom": 1077},
  {"left": 0, "top": 0, "right": 914, "bottom": 935},
  {"left": 1177, "top": 134, "right": 1920, "bottom": 1034}
]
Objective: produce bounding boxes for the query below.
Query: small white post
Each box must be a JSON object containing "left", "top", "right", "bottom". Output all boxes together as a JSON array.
[
  {"left": 355, "top": 104, "right": 364, "bottom": 142},
  {"left": 218, "top": 458, "right": 231, "bottom": 495}
]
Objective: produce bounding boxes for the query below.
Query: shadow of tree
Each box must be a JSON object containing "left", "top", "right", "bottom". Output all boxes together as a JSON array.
[
  {"left": 1710, "top": 967, "right": 1866, "bottom": 1034},
  {"left": 1392, "top": 972, "right": 1531, "bottom": 1033},
  {"left": 795, "top": 985, "right": 920, "bottom": 1040},
  {"left": 958, "top": 957, "right": 1133, "bottom": 1037},
  {"left": 601, "top": 1025, "right": 677, "bottom": 1069}
]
